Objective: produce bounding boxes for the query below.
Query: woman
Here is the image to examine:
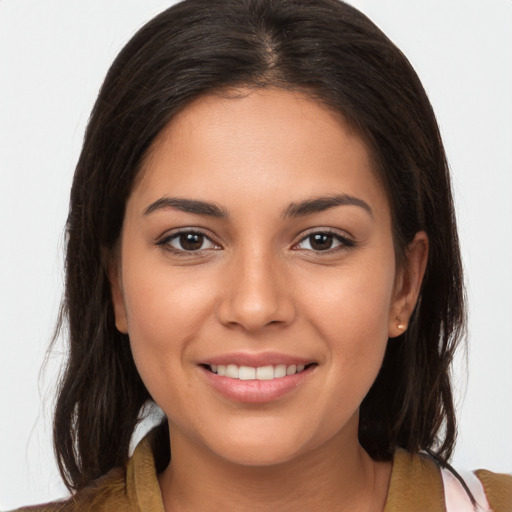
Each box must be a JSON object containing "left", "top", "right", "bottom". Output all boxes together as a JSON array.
[{"left": 13, "top": 0, "right": 512, "bottom": 510}]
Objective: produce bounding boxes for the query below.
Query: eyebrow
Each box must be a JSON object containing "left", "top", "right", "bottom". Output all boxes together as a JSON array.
[
  {"left": 143, "top": 193, "right": 373, "bottom": 220},
  {"left": 144, "top": 197, "right": 228, "bottom": 218},
  {"left": 282, "top": 194, "right": 373, "bottom": 219}
]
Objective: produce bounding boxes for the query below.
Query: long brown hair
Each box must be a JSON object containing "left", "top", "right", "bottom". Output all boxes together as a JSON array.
[{"left": 53, "top": 0, "right": 465, "bottom": 491}]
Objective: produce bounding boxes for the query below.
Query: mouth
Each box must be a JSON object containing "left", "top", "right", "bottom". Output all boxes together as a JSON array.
[
  {"left": 200, "top": 362, "right": 317, "bottom": 381},
  {"left": 198, "top": 354, "right": 318, "bottom": 403}
]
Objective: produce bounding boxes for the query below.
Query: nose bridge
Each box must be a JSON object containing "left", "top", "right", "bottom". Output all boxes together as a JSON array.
[{"left": 217, "top": 241, "right": 294, "bottom": 331}]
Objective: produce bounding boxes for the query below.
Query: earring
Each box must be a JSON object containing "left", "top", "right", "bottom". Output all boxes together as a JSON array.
[{"left": 396, "top": 316, "right": 406, "bottom": 330}]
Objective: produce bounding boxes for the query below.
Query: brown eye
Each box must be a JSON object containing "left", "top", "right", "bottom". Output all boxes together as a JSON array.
[
  {"left": 295, "top": 231, "right": 354, "bottom": 252},
  {"left": 309, "top": 233, "right": 334, "bottom": 250},
  {"left": 179, "top": 232, "right": 205, "bottom": 251},
  {"left": 160, "top": 230, "right": 219, "bottom": 252}
]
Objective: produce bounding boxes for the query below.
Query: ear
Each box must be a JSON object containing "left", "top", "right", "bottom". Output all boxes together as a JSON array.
[
  {"left": 388, "top": 231, "right": 429, "bottom": 338},
  {"left": 105, "top": 250, "right": 129, "bottom": 334}
]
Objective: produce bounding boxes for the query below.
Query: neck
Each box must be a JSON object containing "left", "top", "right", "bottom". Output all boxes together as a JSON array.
[{"left": 158, "top": 420, "right": 391, "bottom": 512}]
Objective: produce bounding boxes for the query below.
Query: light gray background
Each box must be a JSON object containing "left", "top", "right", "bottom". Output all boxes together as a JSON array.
[{"left": 1, "top": 0, "right": 511, "bottom": 508}]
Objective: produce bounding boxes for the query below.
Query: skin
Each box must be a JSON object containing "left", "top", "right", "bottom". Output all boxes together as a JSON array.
[{"left": 110, "top": 88, "right": 428, "bottom": 511}]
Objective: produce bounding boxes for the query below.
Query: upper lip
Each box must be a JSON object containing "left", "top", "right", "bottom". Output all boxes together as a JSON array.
[{"left": 200, "top": 352, "right": 314, "bottom": 367}]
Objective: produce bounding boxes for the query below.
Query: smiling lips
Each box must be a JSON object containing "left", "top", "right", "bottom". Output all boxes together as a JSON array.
[
  {"left": 208, "top": 363, "right": 307, "bottom": 380},
  {"left": 200, "top": 357, "right": 316, "bottom": 403}
]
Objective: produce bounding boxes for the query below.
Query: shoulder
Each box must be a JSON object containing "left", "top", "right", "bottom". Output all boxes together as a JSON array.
[
  {"left": 385, "top": 449, "right": 512, "bottom": 512},
  {"left": 475, "top": 469, "right": 512, "bottom": 512},
  {"left": 11, "top": 466, "right": 132, "bottom": 512},
  {"left": 11, "top": 433, "right": 164, "bottom": 512},
  {"left": 384, "top": 449, "right": 445, "bottom": 511}
]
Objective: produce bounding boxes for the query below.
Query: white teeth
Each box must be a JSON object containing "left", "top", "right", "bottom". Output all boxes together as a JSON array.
[
  {"left": 208, "top": 363, "right": 309, "bottom": 380},
  {"left": 274, "top": 364, "right": 287, "bottom": 378},
  {"left": 256, "top": 365, "right": 274, "bottom": 380},
  {"left": 239, "top": 366, "right": 256, "bottom": 380},
  {"left": 226, "top": 364, "right": 239, "bottom": 378},
  {"left": 286, "top": 364, "right": 296, "bottom": 376}
]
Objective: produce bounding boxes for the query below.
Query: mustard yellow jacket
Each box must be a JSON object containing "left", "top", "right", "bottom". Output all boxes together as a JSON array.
[{"left": 14, "top": 435, "right": 512, "bottom": 512}]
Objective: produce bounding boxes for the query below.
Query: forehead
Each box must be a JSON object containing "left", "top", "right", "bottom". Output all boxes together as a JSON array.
[{"left": 131, "top": 88, "right": 390, "bottom": 221}]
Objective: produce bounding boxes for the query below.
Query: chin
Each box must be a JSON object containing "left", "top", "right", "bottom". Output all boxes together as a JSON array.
[
  {"left": 197, "top": 418, "right": 326, "bottom": 468},
  {"left": 214, "top": 438, "right": 305, "bottom": 467}
]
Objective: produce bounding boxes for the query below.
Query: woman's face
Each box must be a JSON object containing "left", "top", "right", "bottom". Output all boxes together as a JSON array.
[{"left": 111, "top": 88, "right": 426, "bottom": 466}]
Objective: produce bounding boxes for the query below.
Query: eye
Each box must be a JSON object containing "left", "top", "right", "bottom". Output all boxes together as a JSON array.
[
  {"left": 294, "top": 231, "right": 354, "bottom": 252},
  {"left": 158, "top": 230, "right": 220, "bottom": 253}
]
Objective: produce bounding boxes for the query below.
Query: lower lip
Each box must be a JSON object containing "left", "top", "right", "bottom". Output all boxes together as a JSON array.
[{"left": 200, "top": 366, "right": 315, "bottom": 404}]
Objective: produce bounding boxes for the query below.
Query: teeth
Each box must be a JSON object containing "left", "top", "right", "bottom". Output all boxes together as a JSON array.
[
  {"left": 256, "top": 365, "right": 274, "bottom": 380},
  {"left": 226, "top": 364, "right": 239, "bottom": 378},
  {"left": 239, "top": 366, "right": 256, "bottom": 380},
  {"left": 274, "top": 364, "right": 287, "bottom": 378},
  {"left": 286, "top": 364, "right": 296, "bottom": 376},
  {"left": 208, "top": 363, "right": 309, "bottom": 380}
]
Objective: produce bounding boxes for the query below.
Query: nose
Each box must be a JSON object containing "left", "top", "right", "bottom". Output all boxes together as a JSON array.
[{"left": 216, "top": 247, "right": 296, "bottom": 332}]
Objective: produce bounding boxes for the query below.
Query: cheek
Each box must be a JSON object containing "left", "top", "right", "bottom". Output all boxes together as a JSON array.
[
  {"left": 293, "top": 261, "right": 395, "bottom": 434},
  {"left": 119, "top": 257, "right": 218, "bottom": 397},
  {"left": 302, "top": 263, "right": 394, "bottom": 333},
  {"left": 296, "top": 254, "right": 395, "bottom": 375},
  {"left": 121, "top": 271, "right": 207, "bottom": 421},
  {"left": 122, "top": 259, "right": 215, "bottom": 339}
]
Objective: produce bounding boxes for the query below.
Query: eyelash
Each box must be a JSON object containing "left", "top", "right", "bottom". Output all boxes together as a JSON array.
[
  {"left": 156, "top": 228, "right": 355, "bottom": 255},
  {"left": 293, "top": 229, "right": 355, "bottom": 253},
  {"left": 156, "top": 229, "right": 220, "bottom": 255}
]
